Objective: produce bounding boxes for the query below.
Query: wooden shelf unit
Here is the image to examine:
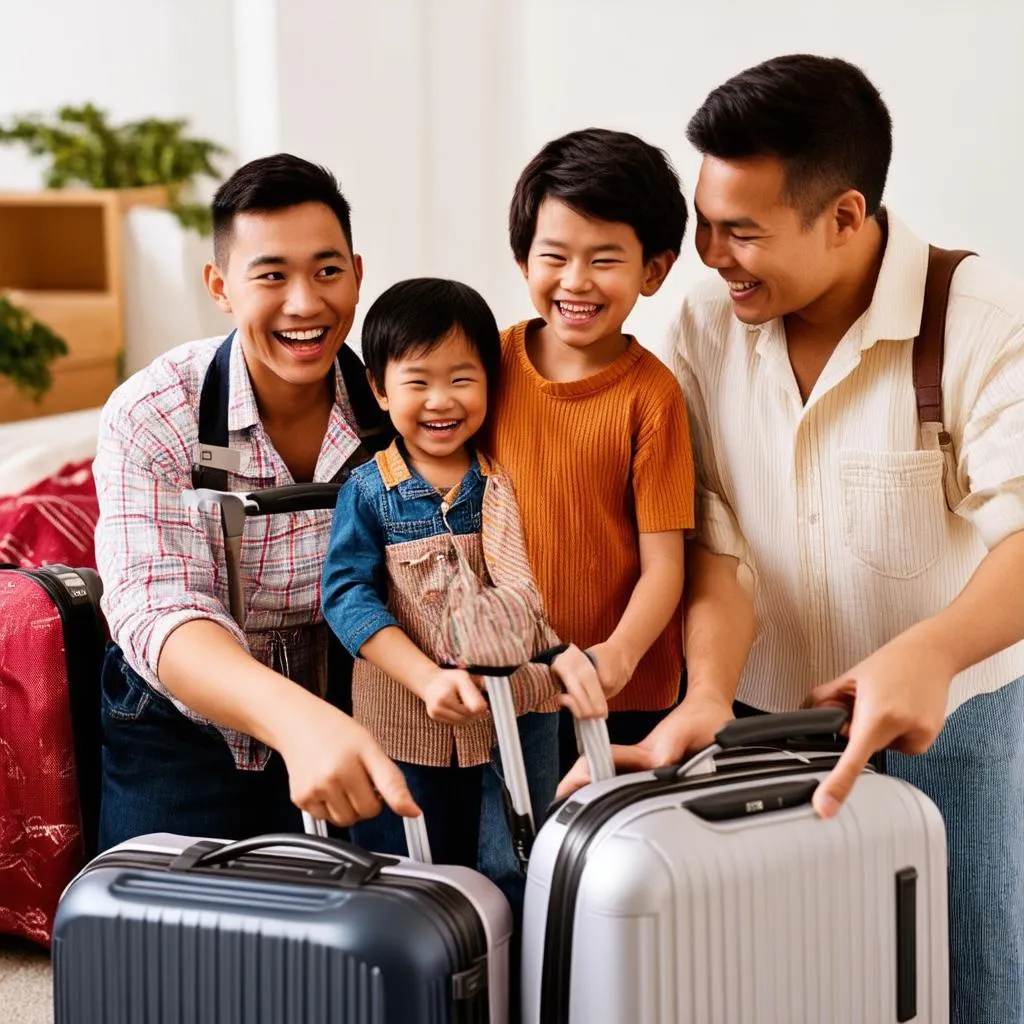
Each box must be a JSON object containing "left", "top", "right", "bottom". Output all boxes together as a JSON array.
[{"left": 0, "top": 186, "right": 168, "bottom": 422}]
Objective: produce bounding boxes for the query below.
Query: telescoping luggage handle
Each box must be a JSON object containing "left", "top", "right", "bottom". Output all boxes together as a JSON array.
[
  {"left": 485, "top": 672, "right": 615, "bottom": 870},
  {"left": 182, "top": 484, "right": 342, "bottom": 626},
  {"left": 666, "top": 707, "right": 851, "bottom": 780}
]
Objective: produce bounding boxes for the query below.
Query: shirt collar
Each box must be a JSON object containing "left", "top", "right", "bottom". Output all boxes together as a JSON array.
[
  {"left": 227, "top": 332, "right": 262, "bottom": 433},
  {"left": 375, "top": 439, "right": 494, "bottom": 495},
  {"left": 855, "top": 210, "right": 929, "bottom": 350}
]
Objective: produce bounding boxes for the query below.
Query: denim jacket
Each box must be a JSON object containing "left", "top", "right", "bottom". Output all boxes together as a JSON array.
[
  {"left": 321, "top": 439, "right": 560, "bottom": 766},
  {"left": 322, "top": 439, "right": 488, "bottom": 657}
]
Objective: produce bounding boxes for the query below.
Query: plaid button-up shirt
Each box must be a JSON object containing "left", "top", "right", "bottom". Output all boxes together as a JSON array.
[{"left": 93, "top": 333, "right": 362, "bottom": 769}]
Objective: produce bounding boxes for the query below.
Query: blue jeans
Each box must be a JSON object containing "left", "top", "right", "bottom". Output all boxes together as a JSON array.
[
  {"left": 885, "top": 676, "right": 1024, "bottom": 1024},
  {"left": 99, "top": 644, "right": 306, "bottom": 850}
]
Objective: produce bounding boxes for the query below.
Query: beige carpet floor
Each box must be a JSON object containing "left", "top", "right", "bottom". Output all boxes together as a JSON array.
[{"left": 0, "top": 937, "right": 52, "bottom": 1024}]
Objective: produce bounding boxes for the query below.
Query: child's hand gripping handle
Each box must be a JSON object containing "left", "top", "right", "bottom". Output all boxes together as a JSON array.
[{"left": 486, "top": 658, "right": 616, "bottom": 871}]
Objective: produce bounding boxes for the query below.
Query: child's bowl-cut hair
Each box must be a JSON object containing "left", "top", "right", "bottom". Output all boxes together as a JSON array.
[
  {"left": 509, "top": 128, "right": 688, "bottom": 264},
  {"left": 361, "top": 277, "right": 502, "bottom": 407}
]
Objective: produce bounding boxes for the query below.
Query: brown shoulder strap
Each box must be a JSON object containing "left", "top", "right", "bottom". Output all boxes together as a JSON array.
[{"left": 913, "top": 245, "right": 975, "bottom": 425}]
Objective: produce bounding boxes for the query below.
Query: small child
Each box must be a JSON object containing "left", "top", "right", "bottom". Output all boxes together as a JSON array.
[
  {"left": 493, "top": 127, "right": 697, "bottom": 776},
  {"left": 321, "top": 277, "right": 604, "bottom": 882}
]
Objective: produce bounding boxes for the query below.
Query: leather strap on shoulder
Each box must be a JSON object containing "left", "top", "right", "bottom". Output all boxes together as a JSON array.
[{"left": 913, "top": 246, "right": 975, "bottom": 425}]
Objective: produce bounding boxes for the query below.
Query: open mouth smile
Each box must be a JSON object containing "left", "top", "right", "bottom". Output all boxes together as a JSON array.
[
  {"left": 420, "top": 420, "right": 462, "bottom": 434},
  {"left": 723, "top": 280, "right": 761, "bottom": 300},
  {"left": 273, "top": 327, "right": 331, "bottom": 354},
  {"left": 555, "top": 300, "right": 603, "bottom": 323}
]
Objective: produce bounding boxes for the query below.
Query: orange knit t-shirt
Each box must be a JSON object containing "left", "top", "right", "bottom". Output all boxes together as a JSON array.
[{"left": 490, "top": 320, "right": 696, "bottom": 711}]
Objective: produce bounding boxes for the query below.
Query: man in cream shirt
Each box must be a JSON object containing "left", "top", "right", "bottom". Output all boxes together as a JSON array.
[{"left": 561, "top": 55, "right": 1024, "bottom": 1022}]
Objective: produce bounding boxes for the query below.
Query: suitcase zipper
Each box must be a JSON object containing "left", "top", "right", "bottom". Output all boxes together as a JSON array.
[{"left": 540, "top": 761, "right": 835, "bottom": 1023}]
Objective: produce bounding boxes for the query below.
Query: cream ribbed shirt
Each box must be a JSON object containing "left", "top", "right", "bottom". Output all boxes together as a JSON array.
[{"left": 673, "top": 212, "right": 1024, "bottom": 715}]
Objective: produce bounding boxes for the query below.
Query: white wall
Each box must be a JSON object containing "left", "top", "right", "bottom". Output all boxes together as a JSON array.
[
  {"left": 2, "top": 0, "right": 1022, "bottom": 371},
  {"left": 0, "top": 0, "right": 239, "bottom": 371}
]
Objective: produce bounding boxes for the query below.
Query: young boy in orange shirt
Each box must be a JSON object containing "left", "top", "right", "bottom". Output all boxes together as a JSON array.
[{"left": 491, "top": 128, "right": 696, "bottom": 777}]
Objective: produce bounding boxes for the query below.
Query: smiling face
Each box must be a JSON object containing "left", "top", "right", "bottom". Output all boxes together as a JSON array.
[
  {"left": 374, "top": 329, "right": 488, "bottom": 481},
  {"left": 204, "top": 201, "right": 362, "bottom": 398},
  {"left": 693, "top": 155, "right": 845, "bottom": 325},
  {"left": 521, "top": 198, "right": 673, "bottom": 367}
]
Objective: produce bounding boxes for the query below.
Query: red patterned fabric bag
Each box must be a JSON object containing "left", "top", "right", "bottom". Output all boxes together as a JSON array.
[{"left": 0, "top": 459, "right": 99, "bottom": 569}]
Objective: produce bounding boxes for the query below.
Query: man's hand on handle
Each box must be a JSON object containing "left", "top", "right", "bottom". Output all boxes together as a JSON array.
[
  {"left": 555, "top": 690, "right": 735, "bottom": 799},
  {"left": 807, "top": 631, "right": 953, "bottom": 819},
  {"left": 275, "top": 703, "right": 421, "bottom": 827}
]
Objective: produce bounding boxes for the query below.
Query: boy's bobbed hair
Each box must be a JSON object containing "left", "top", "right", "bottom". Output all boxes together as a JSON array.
[
  {"left": 212, "top": 153, "right": 353, "bottom": 265},
  {"left": 508, "top": 128, "right": 688, "bottom": 264},
  {"left": 686, "top": 54, "right": 893, "bottom": 223},
  {"left": 361, "top": 277, "right": 501, "bottom": 406}
]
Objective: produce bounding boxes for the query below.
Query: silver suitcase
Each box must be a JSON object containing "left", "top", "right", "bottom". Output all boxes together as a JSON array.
[{"left": 511, "top": 709, "right": 949, "bottom": 1024}]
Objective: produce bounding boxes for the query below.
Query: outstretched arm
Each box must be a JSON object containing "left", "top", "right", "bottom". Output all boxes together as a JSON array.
[{"left": 160, "top": 621, "right": 419, "bottom": 825}]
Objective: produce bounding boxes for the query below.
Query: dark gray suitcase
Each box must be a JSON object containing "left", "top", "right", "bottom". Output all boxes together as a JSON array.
[{"left": 53, "top": 829, "right": 511, "bottom": 1023}]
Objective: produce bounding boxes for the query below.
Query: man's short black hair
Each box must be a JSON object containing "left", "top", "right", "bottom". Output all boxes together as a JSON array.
[
  {"left": 509, "top": 128, "right": 688, "bottom": 264},
  {"left": 211, "top": 153, "right": 353, "bottom": 265},
  {"left": 361, "top": 278, "right": 501, "bottom": 408},
  {"left": 686, "top": 54, "right": 893, "bottom": 222}
]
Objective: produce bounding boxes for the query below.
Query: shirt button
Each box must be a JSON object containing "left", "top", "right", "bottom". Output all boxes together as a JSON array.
[{"left": 808, "top": 512, "right": 820, "bottom": 525}]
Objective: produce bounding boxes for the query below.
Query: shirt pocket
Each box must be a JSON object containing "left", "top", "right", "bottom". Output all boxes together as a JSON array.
[
  {"left": 385, "top": 515, "right": 439, "bottom": 542},
  {"left": 839, "top": 448, "right": 947, "bottom": 580}
]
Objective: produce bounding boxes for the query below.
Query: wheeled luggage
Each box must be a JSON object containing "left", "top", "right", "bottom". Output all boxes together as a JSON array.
[
  {"left": 518, "top": 709, "right": 950, "bottom": 1024},
  {"left": 53, "top": 827, "right": 511, "bottom": 1024},
  {"left": 0, "top": 563, "right": 105, "bottom": 946}
]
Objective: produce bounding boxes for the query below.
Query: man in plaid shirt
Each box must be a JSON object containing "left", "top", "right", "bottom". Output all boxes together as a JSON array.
[{"left": 93, "top": 154, "right": 419, "bottom": 848}]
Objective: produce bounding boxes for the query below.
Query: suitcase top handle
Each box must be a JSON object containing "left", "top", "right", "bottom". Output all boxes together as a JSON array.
[
  {"left": 662, "top": 707, "right": 851, "bottom": 781},
  {"left": 715, "top": 708, "right": 849, "bottom": 750},
  {"left": 168, "top": 833, "right": 395, "bottom": 888}
]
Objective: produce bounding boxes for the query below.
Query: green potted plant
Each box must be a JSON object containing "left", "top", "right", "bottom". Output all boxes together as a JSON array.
[
  {"left": 0, "top": 295, "right": 68, "bottom": 399},
  {"left": 0, "top": 104, "right": 227, "bottom": 234}
]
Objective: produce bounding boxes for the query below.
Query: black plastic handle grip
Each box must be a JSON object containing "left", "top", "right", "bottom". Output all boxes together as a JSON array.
[
  {"left": 245, "top": 483, "right": 341, "bottom": 514},
  {"left": 170, "top": 833, "right": 388, "bottom": 886},
  {"left": 715, "top": 708, "right": 849, "bottom": 749}
]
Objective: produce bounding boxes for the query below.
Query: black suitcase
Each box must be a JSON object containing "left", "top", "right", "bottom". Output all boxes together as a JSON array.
[{"left": 53, "top": 828, "right": 512, "bottom": 1023}]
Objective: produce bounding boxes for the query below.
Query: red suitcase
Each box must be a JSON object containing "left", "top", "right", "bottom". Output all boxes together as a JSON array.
[{"left": 0, "top": 564, "right": 105, "bottom": 945}]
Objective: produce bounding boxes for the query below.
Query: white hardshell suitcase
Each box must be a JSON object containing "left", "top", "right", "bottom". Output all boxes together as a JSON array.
[{"left": 514, "top": 709, "right": 949, "bottom": 1024}]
